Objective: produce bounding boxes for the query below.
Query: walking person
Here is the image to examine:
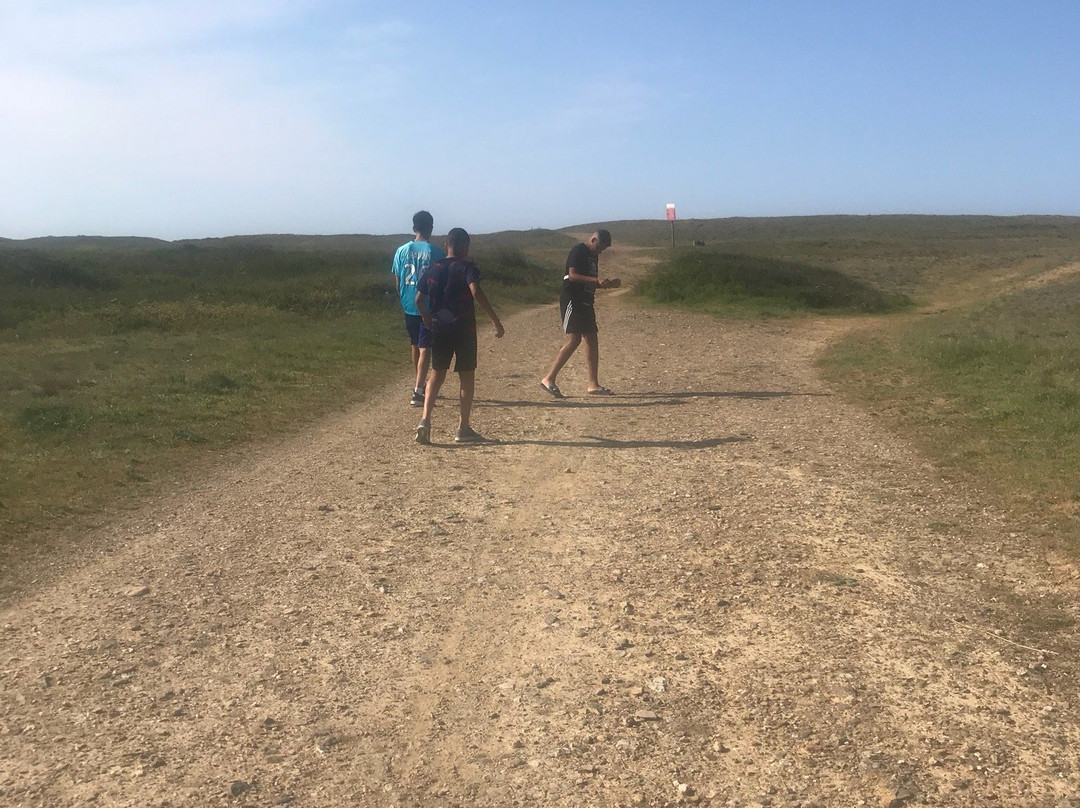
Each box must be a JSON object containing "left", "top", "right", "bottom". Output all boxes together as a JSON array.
[
  {"left": 414, "top": 228, "right": 505, "bottom": 445},
  {"left": 391, "top": 210, "right": 446, "bottom": 406},
  {"left": 539, "top": 229, "right": 620, "bottom": 398}
]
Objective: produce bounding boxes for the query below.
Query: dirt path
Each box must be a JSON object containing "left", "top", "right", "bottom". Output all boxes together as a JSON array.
[{"left": 3, "top": 246, "right": 1080, "bottom": 808}]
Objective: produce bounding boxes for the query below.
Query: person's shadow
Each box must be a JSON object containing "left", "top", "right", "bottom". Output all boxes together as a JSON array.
[
  {"left": 476, "top": 388, "right": 825, "bottom": 410},
  {"left": 456, "top": 388, "right": 824, "bottom": 447},
  {"left": 492, "top": 434, "right": 750, "bottom": 449}
]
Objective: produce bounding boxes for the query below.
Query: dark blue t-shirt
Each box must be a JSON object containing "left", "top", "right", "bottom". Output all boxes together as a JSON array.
[{"left": 421, "top": 257, "right": 481, "bottom": 332}]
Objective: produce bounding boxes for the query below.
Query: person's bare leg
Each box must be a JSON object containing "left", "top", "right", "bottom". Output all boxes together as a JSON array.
[
  {"left": 414, "top": 347, "right": 431, "bottom": 393},
  {"left": 415, "top": 366, "right": 445, "bottom": 444},
  {"left": 583, "top": 332, "right": 602, "bottom": 391},
  {"left": 458, "top": 370, "right": 475, "bottom": 430},
  {"left": 541, "top": 333, "right": 582, "bottom": 387},
  {"left": 422, "top": 369, "right": 447, "bottom": 422}
]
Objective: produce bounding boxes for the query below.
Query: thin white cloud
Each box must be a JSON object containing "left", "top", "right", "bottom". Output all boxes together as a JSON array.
[
  {"left": 1, "top": 2, "right": 666, "bottom": 237},
  {"left": 0, "top": 2, "right": 417, "bottom": 237},
  {"left": 0, "top": 0, "right": 295, "bottom": 61}
]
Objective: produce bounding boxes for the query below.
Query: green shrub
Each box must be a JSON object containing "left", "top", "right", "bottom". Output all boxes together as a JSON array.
[{"left": 639, "top": 250, "right": 909, "bottom": 315}]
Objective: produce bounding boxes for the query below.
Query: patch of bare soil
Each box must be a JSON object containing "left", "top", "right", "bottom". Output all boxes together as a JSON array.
[{"left": 2, "top": 246, "right": 1079, "bottom": 807}]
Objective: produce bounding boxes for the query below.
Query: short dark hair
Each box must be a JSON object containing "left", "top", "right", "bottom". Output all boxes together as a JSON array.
[
  {"left": 446, "top": 227, "right": 470, "bottom": 251},
  {"left": 412, "top": 210, "right": 434, "bottom": 238},
  {"left": 596, "top": 229, "right": 612, "bottom": 248}
]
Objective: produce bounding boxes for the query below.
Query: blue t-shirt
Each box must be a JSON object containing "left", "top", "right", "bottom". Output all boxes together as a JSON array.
[{"left": 392, "top": 240, "right": 446, "bottom": 316}]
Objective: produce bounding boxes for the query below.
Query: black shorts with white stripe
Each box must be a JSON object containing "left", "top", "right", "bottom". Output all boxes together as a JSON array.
[{"left": 559, "top": 291, "right": 598, "bottom": 334}]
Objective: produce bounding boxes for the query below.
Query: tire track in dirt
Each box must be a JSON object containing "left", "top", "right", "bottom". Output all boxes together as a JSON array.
[
  {"left": 922, "top": 259, "right": 1080, "bottom": 314},
  {"left": 2, "top": 246, "right": 1079, "bottom": 807}
]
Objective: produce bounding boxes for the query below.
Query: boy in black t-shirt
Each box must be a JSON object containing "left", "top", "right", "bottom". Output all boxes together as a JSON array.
[
  {"left": 414, "top": 228, "right": 505, "bottom": 444},
  {"left": 539, "top": 229, "right": 619, "bottom": 398}
]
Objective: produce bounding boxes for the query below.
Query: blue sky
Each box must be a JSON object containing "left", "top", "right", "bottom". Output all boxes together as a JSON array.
[{"left": 1, "top": 1, "right": 1077, "bottom": 239}]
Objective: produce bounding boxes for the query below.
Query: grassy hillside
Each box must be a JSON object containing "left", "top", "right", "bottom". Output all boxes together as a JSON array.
[
  {"left": 6, "top": 215, "right": 1080, "bottom": 567},
  {"left": 0, "top": 232, "right": 569, "bottom": 564},
  {"left": 580, "top": 214, "right": 1080, "bottom": 250},
  {"left": 584, "top": 215, "right": 1080, "bottom": 302}
]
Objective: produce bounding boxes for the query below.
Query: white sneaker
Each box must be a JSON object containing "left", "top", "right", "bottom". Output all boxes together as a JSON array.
[{"left": 415, "top": 420, "right": 430, "bottom": 445}]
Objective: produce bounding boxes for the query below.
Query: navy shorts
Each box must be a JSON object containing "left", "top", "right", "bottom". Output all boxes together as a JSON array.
[
  {"left": 404, "top": 314, "right": 433, "bottom": 348},
  {"left": 430, "top": 329, "right": 478, "bottom": 373},
  {"left": 559, "top": 292, "right": 598, "bottom": 334}
]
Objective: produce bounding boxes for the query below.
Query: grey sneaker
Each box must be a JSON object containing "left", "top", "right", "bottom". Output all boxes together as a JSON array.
[
  {"left": 454, "top": 425, "right": 486, "bottom": 444},
  {"left": 415, "top": 420, "right": 430, "bottom": 445},
  {"left": 410, "top": 390, "right": 425, "bottom": 407}
]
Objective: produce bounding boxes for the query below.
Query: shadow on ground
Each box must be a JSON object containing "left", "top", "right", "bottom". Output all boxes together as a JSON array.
[
  {"left": 426, "top": 435, "right": 750, "bottom": 450},
  {"left": 475, "top": 389, "right": 825, "bottom": 409}
]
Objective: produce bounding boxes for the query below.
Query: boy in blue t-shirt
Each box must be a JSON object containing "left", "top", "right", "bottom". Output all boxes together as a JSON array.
[
  {"left": 414, "top": 228, "right": 504, "bottom": 444},
  {"left": 391, "top": 210, "right": 447, "bottom": 406}
]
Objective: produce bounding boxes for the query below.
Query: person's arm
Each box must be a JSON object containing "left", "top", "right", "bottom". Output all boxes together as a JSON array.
[
  {"left": 414, "top": 289, "right": 433, "bottom": 329},
  {"left": 391, "top": 246, "right": 405, "bottom": 284},
  {"left": 566, "top": 267, "right": 609, "bottom": 287},
  {"left": 469, "top": 282, "right": 504, "bottom": 338}
]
